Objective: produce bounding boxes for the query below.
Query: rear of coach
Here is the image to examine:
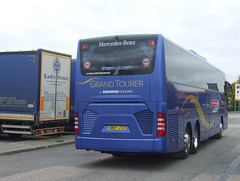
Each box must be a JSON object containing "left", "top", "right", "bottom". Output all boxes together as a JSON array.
[{"left": 75, "top": 34, "right": 168, "bottom": 153}]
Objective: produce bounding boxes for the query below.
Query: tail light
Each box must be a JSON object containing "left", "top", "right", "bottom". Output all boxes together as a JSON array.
[
  {"left": 75, "top": 112, "right": 79, "bottom": 135},
  {"left": 147, "top": 40, "right": 155, "bottom": 46},
  {"left": 82, "top": 44, "right": 89, "bottom": 50},
  {"left": 157, "top": 113, "right": 166, "bottom": 137}
]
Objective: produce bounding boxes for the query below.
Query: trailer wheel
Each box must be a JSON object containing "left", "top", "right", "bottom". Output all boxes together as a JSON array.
[{"left": 8, "top": 134, "right": 23, "bottom": 138}]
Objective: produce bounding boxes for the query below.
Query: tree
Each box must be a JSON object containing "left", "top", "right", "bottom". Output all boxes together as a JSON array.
[
  {"left": 227, "top": 82, "right": 235, "bottom": 111},
  {"left": 237, "top": 76, "right": 240, "bottom": 83}
]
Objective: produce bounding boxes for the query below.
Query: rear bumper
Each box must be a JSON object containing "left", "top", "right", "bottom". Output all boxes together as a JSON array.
[{"left": 75, "top": 135, "right": 167, "bottom": 153}]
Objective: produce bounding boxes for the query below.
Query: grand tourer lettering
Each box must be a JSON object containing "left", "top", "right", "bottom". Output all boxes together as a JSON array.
[{"left": 89, "top": 80, "right": 143, "bottom": 88}]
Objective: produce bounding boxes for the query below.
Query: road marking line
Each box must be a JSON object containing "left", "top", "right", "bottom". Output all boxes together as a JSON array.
[{"left": 218, "top": 154, "right": 240, "bottom": 181}]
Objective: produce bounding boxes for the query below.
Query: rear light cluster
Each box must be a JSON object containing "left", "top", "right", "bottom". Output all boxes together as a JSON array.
[
  {"left": 157, "top": 113, "right": 166, "bottom": 137},
  {"left": 82, "top": 44, "right": 89, "bottom": 50},
  {"left": 147, "top": 40, "right": 155, "bottom": 46},
  {"left": 75, "top": 112, "right": 79, "bottom": 135},
  {"left": 35, "top": 127, "right": 64, "bottom": 136},
  {"left": 59, "top": 127, "right": 64, "bottom": 132}
]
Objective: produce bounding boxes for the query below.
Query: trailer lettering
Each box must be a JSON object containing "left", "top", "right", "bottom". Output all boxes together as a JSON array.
[
  {"left": 44, "top": 74, "right": 56, "bottom": 79},
  {"left": 44, "top": 74, "right": 69, "bottom": 81}
]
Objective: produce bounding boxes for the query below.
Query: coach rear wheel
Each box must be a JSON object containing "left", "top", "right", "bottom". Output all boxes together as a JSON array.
[
  {"left": 179, "top": 126, "right": 191, "bottom": 159},
  {"left": 215, "top": 122, "right": 223, "bottom": 139},
  {"left": 191, "top": 125, "right": 199, "bottom": 154},
  {"left": 111, "top": 152, "right": 127, "bottom": 157}
]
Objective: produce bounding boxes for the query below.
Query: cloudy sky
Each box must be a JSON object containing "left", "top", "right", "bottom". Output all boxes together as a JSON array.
[{"left": 1, "top": 0, "right": 239, "bottom": 83}]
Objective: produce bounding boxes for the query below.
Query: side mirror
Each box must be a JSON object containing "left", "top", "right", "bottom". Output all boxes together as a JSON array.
[{"left": 225, "top": 81, "right": 233, "bottom": 95}]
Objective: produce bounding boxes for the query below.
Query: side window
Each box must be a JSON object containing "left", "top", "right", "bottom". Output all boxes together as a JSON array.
[
  {"left": 182, "top": 51, "right": 195, "bottom": 86},
  {"left": 164, "top": 40, "right": 183, "bottom": 83},
  {"left": 164, "top": 39, "right": 225, "bottom": 92}
]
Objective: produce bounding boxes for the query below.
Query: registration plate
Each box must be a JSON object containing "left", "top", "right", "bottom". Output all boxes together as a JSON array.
[{"left": 108, "top": 125, "right": 126, "bottom": 131}]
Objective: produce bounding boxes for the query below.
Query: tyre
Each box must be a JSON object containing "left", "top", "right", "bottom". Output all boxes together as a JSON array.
[
  {"left": 178, "top": 126, "right": 191, "bottom": 159},
  {"left": 215, "top": 122, "right": 223, "bottom": 139},
  {"left": 191, "top": 125, "right": 199, "bottom": 154},
  {"left": 8, "top": 134, "right": 23, "bottom": 138},
  {"left": 111, "top": 152, "right": 127, "bottom": 157}
]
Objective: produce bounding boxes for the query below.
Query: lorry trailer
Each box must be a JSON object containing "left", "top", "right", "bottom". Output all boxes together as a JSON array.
[{"left": 0, "top": 49, "right": 71, "bottom": 136}]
